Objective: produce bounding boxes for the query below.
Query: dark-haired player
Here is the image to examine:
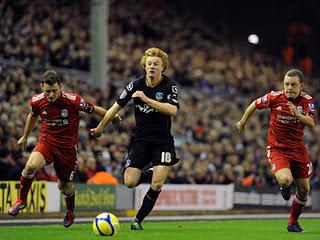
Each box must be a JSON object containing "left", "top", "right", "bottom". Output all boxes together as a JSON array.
[
  {"left": 8, "top": 70, "right": 110, "bottom": 228},
  {"left": 237, "top": 69, "right": 316, "bottom": 232}
]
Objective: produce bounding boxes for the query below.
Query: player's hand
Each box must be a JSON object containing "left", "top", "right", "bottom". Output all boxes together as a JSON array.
[
  {"left": 111, "top": 114, "right": 122, "bottom": 133},
  {"left": 287, "top": 101, "right": 299, "bottom": 116},
  {"left": 18, "top": 136, "right": 27, "bottom": 151},
  {"left": 132, "top": 91, "right": 148, "bottom": 103},
  {"left": 236, "top": 120, "right": 246, "bottom": 133},
  {"left": 111, "top": 114, "right": 122, "bottom": 127},
  {"left": 90, "top": 128, "right": 103, "bottom": 138}
]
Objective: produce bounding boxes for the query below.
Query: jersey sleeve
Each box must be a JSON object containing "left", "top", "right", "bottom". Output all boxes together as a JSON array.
[
  {"left": 116, "top": 81, "right": 135, "bottom": 108},
  {"left": 304, "top": 98, "right": 316, "bottom": 122},
  {"left": 255, "top": 92, "right": 272, "bottom": 109},
  {"left": 76, "top": 94, "right": 95, "bottom": 114},
  {"left": 166, "top": 84, "right": 180, "bottom": 108},
  {"left": 28, "top": 98, "right": 39, "bottom": 117}
]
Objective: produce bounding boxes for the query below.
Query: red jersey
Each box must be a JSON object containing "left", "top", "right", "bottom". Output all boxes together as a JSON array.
[
  {"left": 29, "top": 91, "right": 95, "bottom": 148},
  {"left": 255, "top": 90, "right": 316, "bottom": 149}
]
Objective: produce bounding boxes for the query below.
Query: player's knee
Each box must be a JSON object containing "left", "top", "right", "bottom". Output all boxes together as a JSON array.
[
  {"left": 23, "top": 164, "right": 38, "bottom": 176},
  {"left": 59, "top": 182, "right": 74, "bottom": 196},
  {"left": 124, "top": 175, "right": 139, "bottom": 188},
  {"left": 124, "top": 178, "right": 138, "bottom": 188},
  {"left": 151, "top": 181, "right": 164, "bottom": 192},
  {"left": 277, "top": 175, "right": 293, "bottom": 187}
]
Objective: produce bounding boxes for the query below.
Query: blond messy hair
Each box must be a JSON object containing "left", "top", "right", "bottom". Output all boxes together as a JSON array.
[{"left": 140, "top": 47, "right": 169, "bottom": 72}]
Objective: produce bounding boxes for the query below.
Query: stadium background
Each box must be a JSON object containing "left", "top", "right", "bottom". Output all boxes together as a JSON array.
[{"left": 0, "top": 0, "right": 320, "bottom": 217}]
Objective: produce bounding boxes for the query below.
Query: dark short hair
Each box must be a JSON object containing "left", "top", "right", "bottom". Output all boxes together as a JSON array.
[
  {"left": 41, "top": 70, "right": 61, "bottom": 85},
  {"left": 285, "top": 69, "right": 304, "bottom": 83}
]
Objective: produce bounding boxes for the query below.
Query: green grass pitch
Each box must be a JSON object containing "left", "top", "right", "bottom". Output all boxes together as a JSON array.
[{"left": 0, "top": 219, "right": 319, "bottom": 240}]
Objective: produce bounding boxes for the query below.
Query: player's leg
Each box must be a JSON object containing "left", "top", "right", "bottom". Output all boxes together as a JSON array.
[
  {"left": 124, "top": 167, "right": 142, "bottom": 188},
  {"left": 287, "top": 178, "right": 309, "bottom": 232},
  {"left": 53, "top": 146, "right": 77, "bottom": 228},
  {"left": 287, "top": 158, "right": 312, "bottom": 232},
  {"left": 274, "top": 168, "right": 293, "bottom": 200},
  {"left": 58, "top": 180, "right": 76, "bottom": 228},
  {"left": 287, "top": 151, "right": 312, "bottom": 233},
  {"left": 8, "top": 151, "right": 46, "bottom": 216},
  {"left": 132, "top": 165, "right": 170, "bottom": 229},
  {"left": 123, "top": 140, "right": 149, "bottom": 188},
  {"left": 268, "top": 148, "right": 293, "bottom": 200}
]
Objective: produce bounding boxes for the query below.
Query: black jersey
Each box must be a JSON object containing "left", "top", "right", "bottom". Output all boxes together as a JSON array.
[{"left": 117, "top": 75, "right": 179, "bottom": 141}]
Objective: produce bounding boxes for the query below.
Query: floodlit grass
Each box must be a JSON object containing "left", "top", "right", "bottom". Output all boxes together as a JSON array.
[{"left": 0, "top": 218, "right": 319, "bottom": 240}]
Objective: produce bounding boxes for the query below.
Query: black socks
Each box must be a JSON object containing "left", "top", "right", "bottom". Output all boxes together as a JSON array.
[{"left": 136, "top": 187, "right": 161, "bottom": 222}]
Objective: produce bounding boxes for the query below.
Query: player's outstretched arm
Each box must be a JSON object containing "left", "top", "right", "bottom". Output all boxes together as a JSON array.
[
  {"left": 132, "top": 90, "right": 178, "bottom": 116},
  {"left": 90, "top": 102, "right": 122, "bottom": 137},
  {"left": 93, "top": 106, "right": 107, "bottom": 118},
  {"left": 18, "top": 113, "right": 37, "bottom": 150},
  {"left": 237, "top": 101, "right": 257, "bottom": 133}
]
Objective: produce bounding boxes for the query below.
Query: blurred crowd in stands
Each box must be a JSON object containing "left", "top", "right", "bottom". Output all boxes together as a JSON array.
[{"left": 1, "top": 0, "right": 319, "bottom": 187}]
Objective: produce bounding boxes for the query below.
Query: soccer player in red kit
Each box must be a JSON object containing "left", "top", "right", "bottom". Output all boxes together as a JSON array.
[
  {"left": 8, "top": 70, "right": 109, "bottom": 227},
  {"left": 237, "top": 69, "right": 316, "bottom": 232}
]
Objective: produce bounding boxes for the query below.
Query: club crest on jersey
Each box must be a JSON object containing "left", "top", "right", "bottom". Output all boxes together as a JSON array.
[
  {"left": 61, "top": 109, "right": 68, "bottom": 118},
  {"left": 155, "top": 92, "right": 164, "bottom": 101},
  {"left": 297, "top": 106, "right": 303, "bottom": 113}
]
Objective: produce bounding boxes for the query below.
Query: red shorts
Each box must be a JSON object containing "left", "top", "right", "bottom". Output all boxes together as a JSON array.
[
  {"left": 266, "top": 147, "right": 313, "bottom": 179},
  {"left": 33, "top": 140, "right": 77, "bottom": 182}
]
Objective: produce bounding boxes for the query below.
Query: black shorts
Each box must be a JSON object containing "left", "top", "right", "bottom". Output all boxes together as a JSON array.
[{"left": 124, "top": 139, "right": 179, "bottom": 169}]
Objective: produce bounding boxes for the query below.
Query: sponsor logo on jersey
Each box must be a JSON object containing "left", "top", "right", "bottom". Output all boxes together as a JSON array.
[
  {"left": 45, "top": 119, "right": 68, "bottom": 126},
  {"left": 276, "top": 114, "right": 297, "bottom": 124},
  {"left": 155, "top": 92, "right": 164, "bottom": 101},
  {"left": 126, "top": 82, "right": 133, "bottom": 91},
  {"left": 61, "top": 109, "right": 68, "bottom": 118},
  {"left": 119, "top": 90, "right": 127, "bottom": 99},
  {"left": 80, "top": 98, "right": 86, "bottom": 108},
  {"left": 135, "top": 104, "right": 157, "bottom": 113}
]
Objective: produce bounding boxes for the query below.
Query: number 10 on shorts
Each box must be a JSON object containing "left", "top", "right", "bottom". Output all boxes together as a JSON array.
[{"left": 161, "top": 152, "right": 172, "bottom": 163}]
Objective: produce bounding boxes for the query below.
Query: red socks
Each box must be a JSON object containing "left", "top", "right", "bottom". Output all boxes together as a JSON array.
[
  {"left": 289, "top": 195, "right": 307, "bottom": 225},
  {"left": 19, "top": 175, "right": 34, "bottom": 203},
  {"left": 65, "top": 194, "right": 75, "bottom": 212}
]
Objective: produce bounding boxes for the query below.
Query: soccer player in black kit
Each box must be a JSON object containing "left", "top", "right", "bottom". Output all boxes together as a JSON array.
[{"left": 91, "top": 47, "right": 180, "bottom": 230}]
